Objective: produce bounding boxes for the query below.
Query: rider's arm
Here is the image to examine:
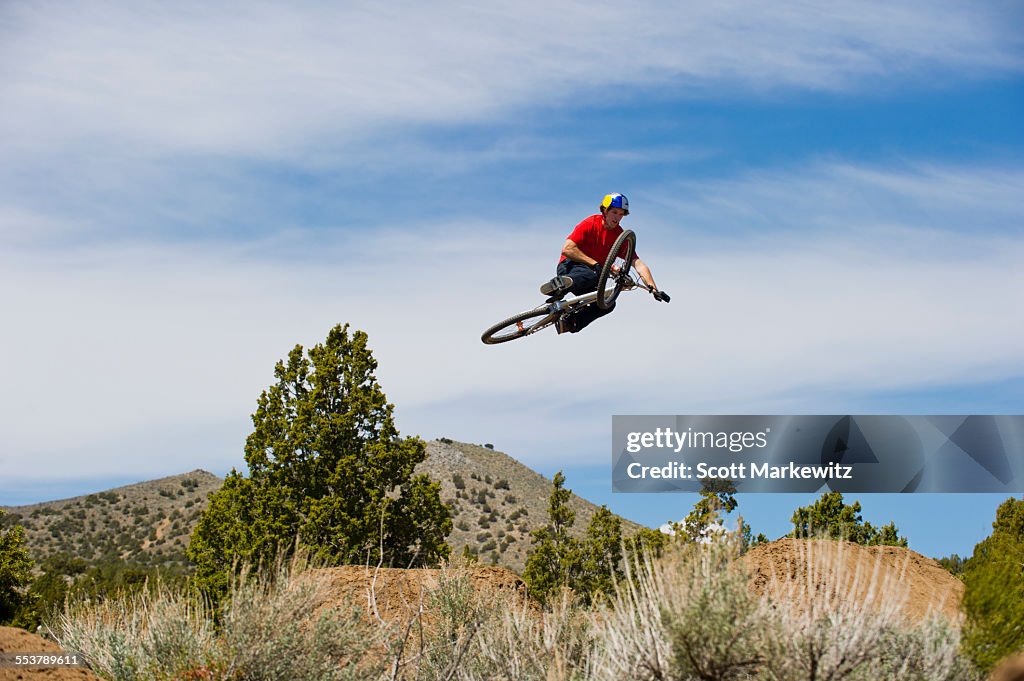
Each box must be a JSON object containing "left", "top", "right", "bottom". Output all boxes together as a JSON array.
[
  {"left": 632, "top": 257, "right": 658, "bottom": 291},
  {"left": 562, "top": 239, "right": 601, "bottom": 268}
]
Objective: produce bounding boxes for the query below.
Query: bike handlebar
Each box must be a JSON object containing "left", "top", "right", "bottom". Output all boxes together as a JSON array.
[{"left": 620, "top": 274, "right": 669, "bottom": 302}]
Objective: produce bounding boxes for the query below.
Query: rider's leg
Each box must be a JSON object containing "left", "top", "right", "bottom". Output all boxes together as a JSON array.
[
  {"left": 554, "top": 260, "right": 608, "bottom": 333},
  {"left": 557, "top": 261, "right": 599, "bottom": 295},
  {"left": 565, "top": 300, "right": 614, "bottom": 333}
]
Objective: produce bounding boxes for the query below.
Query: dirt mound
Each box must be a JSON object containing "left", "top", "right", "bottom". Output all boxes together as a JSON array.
[
  {"left": 309, "top": 564, "right": 528, "bottom": 625},
  {"left": 990, "top": 653, "right": 1024, "bottom": 681},
  {"left": 742, "top": 538, "right": 964, "bottom": 624},
  {"left": 0, "top": 627, "right": 100, "bottom": 681}
]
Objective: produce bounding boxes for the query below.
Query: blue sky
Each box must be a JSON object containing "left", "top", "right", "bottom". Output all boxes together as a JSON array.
[{"left": 1, "top": 1, "right": 1022, "bottom": 560}]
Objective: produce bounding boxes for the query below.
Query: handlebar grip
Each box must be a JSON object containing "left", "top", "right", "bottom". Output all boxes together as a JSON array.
[{"left": 654, "top": 290, "right": 671, "bottom": 303}]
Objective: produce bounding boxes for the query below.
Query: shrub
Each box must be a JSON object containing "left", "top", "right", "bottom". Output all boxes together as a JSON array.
[
  {"left": 588, "top": 537, "right": 979, "bottom": 681},
  {"left": 51, "top": 555, "right": 381, "bottom": 681},
  {"left": 790, "top": 491, "right": 907, "bottom": 546},
  {"left": 470, "top": 590, "right": 593, "bottom": 681}
]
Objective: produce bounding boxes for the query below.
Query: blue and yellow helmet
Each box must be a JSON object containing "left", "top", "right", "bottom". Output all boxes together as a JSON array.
[{"left": 600, "top": 192, "right": 629, "bottom": 215}]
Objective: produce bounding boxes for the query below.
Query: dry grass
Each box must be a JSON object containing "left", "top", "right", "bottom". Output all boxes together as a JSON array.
[
  {"left": 48, "top": 538, "right": 983, "bottom": 681},
  {"left": 50, "top": 555, "right": 383, "bottom": 681}
]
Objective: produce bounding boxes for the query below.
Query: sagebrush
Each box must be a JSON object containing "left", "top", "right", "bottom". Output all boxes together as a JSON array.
[{"left": 51, "top": 539, "right": 982, "bottom": 680}]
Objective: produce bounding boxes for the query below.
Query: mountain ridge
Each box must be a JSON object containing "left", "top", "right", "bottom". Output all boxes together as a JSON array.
[{"left": 2, "top": 440, "right": 643, "bottom": 574}]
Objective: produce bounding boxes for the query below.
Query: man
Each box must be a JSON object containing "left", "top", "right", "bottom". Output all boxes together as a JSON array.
[{"left": 540, "top": 192, "right": 661, "bottom": 333}]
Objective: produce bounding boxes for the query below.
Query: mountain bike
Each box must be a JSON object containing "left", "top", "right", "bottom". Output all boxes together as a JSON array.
[{"left": 480, "top": 229, "right": 670, "bottom": 344}]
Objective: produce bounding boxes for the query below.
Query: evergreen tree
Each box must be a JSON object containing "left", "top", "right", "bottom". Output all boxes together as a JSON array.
[
  {"left": 9, "top": 554, "right": 86, "bottom": 630},
  {"left": 737, "top": 515, "right": 769, "bottom": 553},
  {"left": 962, "top": 497, "right": 1024, "bottom": 671},
  {"left": 681, "top": 479, "right": 737, "bottom": 543},
  {"left": 935, "top": 553, "right": 967, "bottom": 578},
  {"left": 525, "top": 474, "right": 654, "bottom": 606},
  {"left": 579, "top": 506, "right": 623, "bottom": 603},
  {"left": 188, "top": 324, "right": 451, "bottom": 599},
  {"left": 789, "top": 491, "right": 907, "bottom": 546},
  {"left": 0, "top": 510, "right": 33, "bottom": 623},
  {"left": 523, "top": 471, "right": 581, "bottom": 606},
  {"left": 868, "top": 520, "right": 905, "bottom": 547},
  {"left": 624, "top": 526, "right": 671, "bottom": 565}
]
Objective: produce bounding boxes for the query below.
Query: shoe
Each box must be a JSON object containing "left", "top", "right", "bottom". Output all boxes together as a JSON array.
[{"left": 540, "top": 275, "right": 573, "bottom": 297}]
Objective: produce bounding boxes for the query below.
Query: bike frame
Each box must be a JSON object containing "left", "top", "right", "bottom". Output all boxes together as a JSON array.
[
  {"left": 514, "top": 273, "right": 649, "bottom": 337},
  {"left": 523, "top": 290, "right": 600, "bottom": 332}
]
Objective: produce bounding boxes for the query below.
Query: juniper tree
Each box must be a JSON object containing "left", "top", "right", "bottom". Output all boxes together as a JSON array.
[
  {"left": 523, "top": 471, "right": 581, "bottom": 606},
  {"left": 579, "top": 505, "right": 624, "bottom": 603},
  {"left": 962, "top": 496, "right": 1024, "bottom": 671},
  {"left": 680, "top": 479, "right": 738, "bottom": 542},
  {"left": 789, "top": 491, "right": 907, "bottom": 546},
  {"left": 0, "top": 509, "right": 33, "bottom": 623},
  {"left": 188, "top": 324, "right": 451, "bottom": 599}
]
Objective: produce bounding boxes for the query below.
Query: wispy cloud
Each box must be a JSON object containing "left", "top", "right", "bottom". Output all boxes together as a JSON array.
[
  {"left": 1, "top": 161, "right": 1020, "bottom": 486},
  {"left": 2, "top": 1, "right": 1020, "bottom": 163},
  {"left": 645, "top": 161, "right": 1024, "bottom": 241}
]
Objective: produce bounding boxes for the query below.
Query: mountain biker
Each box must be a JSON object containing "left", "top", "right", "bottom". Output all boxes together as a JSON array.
[{"left": 540, "top": 193, "right": 661, "bottom": 333}]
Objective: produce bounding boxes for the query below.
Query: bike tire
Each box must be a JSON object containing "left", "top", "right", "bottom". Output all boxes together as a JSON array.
[
  {"left": 596, "top": 229, "right": 635, "bottom": 310},
  {"left": 481, "top": 308, "right": 557, "bottom": 344}
]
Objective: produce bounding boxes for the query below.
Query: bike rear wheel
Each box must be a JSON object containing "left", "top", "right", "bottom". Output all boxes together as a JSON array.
[
  {"left": 481, "top": 308, "right": 557, "bottom": 344},
  {"left": 596, "top": 229, "right": 635, "bottom": 310}
]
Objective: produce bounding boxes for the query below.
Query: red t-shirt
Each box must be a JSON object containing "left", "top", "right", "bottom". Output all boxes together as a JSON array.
[{"left": 559, "top": 214, "right": 638, "bottom": 265}]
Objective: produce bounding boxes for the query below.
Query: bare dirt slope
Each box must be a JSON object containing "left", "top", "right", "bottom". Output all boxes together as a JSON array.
[
  {"left": 308, "top": 538, "right": 966, "bottom": 628},
  {"left": 742, "top": 537, "right": 964, "bottom": 623},
  {"left": 990, "top": 653, "right": 1024, "bottom": 681},
  {"left": 308, "top": 564, "right": 527, "bottom": 626},
  {"left": 0, "top": 627, "right": 100, "bottom": 681}
]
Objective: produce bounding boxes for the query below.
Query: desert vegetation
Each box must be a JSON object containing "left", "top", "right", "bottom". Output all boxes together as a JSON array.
[{"left": 45, "top": 539, "right": 983, "bottom": 681}]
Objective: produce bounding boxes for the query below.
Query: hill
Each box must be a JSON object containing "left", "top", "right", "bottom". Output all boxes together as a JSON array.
[
  {"left": 0, "top": 470, "right": 220, "bottom": 569},
  {"left": 1, "top": 440, "right": 642, "bottom": 574},
  {"left": 418, "top": 439, "right": 643, "bottom": 571}
]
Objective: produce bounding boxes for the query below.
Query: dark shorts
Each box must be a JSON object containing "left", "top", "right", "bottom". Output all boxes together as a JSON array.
[{"left": 556, "top": 260, "right": 615, "bottom": 331}]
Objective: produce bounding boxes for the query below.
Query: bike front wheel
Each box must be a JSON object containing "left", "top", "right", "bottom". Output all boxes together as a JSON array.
[
  {"left": 481, "top": 308, "right": 557, "bottom": 344},
  {"left": 596, "top": 229, "right": 635, "bottom": 310}
]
